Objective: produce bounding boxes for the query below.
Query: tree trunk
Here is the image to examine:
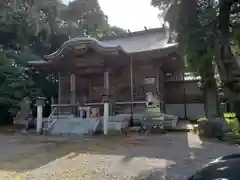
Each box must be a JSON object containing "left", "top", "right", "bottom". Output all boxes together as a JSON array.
[
  {"left": 215, "top": 0, "right": 232, "bottom": 80},
  {"left": 204, "top": 87, "right": 219, "bottom": 118},
  {"left": 215, "top": 0, "right": 236, "bottom": 111},
  {"left": 203, "top": 62, "right": 220, "bottom": 118}
]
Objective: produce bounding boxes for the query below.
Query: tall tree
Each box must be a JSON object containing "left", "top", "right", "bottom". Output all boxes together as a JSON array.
[
  {"left": 59, "top": 0, "right": 109, "bottom": 38},
  {"left": 0, "top": 0, "right": 127, "bottom": 122},
  {"left": 0, "top": 0, "right": 58, "bottom": 118},
  {"left": 152, "top": 0, "right": 240, "bottom": 117}
]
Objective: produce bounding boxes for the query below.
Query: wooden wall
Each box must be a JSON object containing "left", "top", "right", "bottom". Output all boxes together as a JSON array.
[
  {"left": 185, "top": 81, "right": 204, "bottom": 103},
  {"left": 58, "top": 59, "right": 203, "bottom": 108},
  {"left": 59, "top": 73, "right": 70, "bottom": 104},
  {"left": 132, "top": 60, "right": 162, "bottom": 101},
  {"left": 109, "top": 66, "right": 131, "bottom": 102},
  {"left": 164, "top": 79, "right": 204, "bottom": 104},
  {"left": 164, "top": 82, "right": 184, "bottom": 104}
]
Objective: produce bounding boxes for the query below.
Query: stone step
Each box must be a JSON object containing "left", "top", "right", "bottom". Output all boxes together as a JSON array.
[
  {"left": 51, "top": 112, "right": 74, "bottom": 116},
  {"left": 50, "top": 114, "right": 75, "bottom": 119}
]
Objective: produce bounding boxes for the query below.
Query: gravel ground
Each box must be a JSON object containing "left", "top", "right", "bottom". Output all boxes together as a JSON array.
[{"left": 0, "top": 132, "right": 239, "bottom": 180}]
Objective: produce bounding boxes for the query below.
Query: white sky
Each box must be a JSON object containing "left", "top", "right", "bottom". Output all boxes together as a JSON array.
[{"left": 62, "top": 0, "right": 161, "bottom": 31}]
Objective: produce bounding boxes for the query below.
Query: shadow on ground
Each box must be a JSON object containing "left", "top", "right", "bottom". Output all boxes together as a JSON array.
[{"left": 0, "top": 132, "right": 239, "bottom": 179}]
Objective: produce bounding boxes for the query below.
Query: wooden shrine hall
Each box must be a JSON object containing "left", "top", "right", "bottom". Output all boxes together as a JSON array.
[{"left": 29, "top": 28, "right": 205, "bottom": 121}]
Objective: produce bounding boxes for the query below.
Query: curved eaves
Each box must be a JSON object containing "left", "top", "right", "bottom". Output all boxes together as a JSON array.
[{"left": 44, "top": 37, "right": 127, "bottom": 60}]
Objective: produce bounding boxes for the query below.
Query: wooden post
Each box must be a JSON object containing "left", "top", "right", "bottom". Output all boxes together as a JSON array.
[
  {"left": 103, "top": 69, "right": 110, "bottom": 135},
  {"left": 70, "top": 73, "right": 76, "bottom": 115},
  {"left": 88, "top": 78, "right": 92, "bottom": 99},
  {"left": 51, "top": 96, "right": 54, "bottom": 113},
  {"left": 156, "top": 67, "right": 160, "bottom": 112},
  {"left": 156, "top": 68, "right": 160, "bottom": 96},
  {"left": 70, "top": 74, "right": 76, "bottom": 104},
  {"left": 58, "top": 72, "right": 61, "bottom": 116},
  {"left": 159, "top": 67, "right": 166, "bottom": 112},
  {"left": 183, "top": 72, "right": 187, "bottom": 119},
  {"left": 130, "top": 56, "right": 134, "bottom": 123},
  {"left": 130, "top": 57, "right": 134, "bottom": 103},
  {"left": 104, "top": 70, "right": 109, "bottom": 91}
]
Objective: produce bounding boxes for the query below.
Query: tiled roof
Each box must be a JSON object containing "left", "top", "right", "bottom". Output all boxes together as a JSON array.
[
  {"left": 44, "top": 37, "right": 126, "bottom": 60},
  {"left": 100, "top": 28, "right": 166, "bottom": 40},
  {"left": 101, "top": 29, "right": 173, "bottom": 53},
  {"left": 43, "top": 28, "right": 178, "bottom": 60}
]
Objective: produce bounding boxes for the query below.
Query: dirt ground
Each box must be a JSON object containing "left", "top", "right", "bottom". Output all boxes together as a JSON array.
[{"left": 0, "top": 132, "right": 239, "bottom": 180}]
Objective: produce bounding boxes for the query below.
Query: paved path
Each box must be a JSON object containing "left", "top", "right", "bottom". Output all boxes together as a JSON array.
[{"left": 0, "top": 133, "right": 239, "bottom": 179}]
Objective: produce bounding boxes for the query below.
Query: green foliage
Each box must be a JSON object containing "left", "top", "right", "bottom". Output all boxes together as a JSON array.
[
  {"left": 152, "top": 0, "right": 240, "bottom": 89},
  {"left": 224, "top": 112, "right": 240, "bottom": 134},
  {"left": 151, "top": 0, "right": 240, "bottom": 117},
  {"left": 176, "top": 1, "right": 217, "bottom": 88},
  {"left": 0, "top": 0, "right": 127, "bottom": 123},
  {"left": 196, "top": 114, "right": 240, "bottom": 139},
  {"left": 225, "top": 117, "right": 240, "bottom": 135},
  {"left": 0, "top": 51, "right": 42, "bottom": 115}
]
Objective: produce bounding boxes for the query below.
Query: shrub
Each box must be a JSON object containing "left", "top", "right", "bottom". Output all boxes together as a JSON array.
[
  {"left": 198, "top": 118, "right": 224, "bottom": 140},
  {"left": 225, "top": 118, "right": 240, "bottom": 134}
]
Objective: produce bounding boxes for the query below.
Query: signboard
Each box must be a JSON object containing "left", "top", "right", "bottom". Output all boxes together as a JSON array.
[{"left": 144, "top": 78, "right": 155, "bottom": 84}]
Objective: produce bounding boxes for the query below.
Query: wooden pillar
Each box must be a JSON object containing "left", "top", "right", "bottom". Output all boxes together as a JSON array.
[
  {"left": 58, "top": 72, "right": 61, "bottom": 105},
  {"left": 130, "top": 56, "right": 134, "bottom": 113},
  {"left": 128, "top": 56, "right": 134, "bottom": 126},
  {"left": 51, "top": 96, "right": 54, "bottom": 113},
  {"left": 88, "top": 78, "right": 92, "bottom": 99},
  {"left": 156, "top": 68, "right": 160, "bottom": 103},
  {"left": 158, "top": 67, "right": 165, "bottom": 112},
  {"left": 183, "top": 72, "right": 187, "bottom": 119},
  {"left": 104, "top": 70, "right": 109, "bottom": 92},
  {"left": 58, "top": 72, "right": 61, "bottom": 116},
  {"left": 156, "top": 68, "right": 160, "bottom": 96},
  {"left": 70, "top": 74, "right": 76, "bottom": 105},
  {"left": 103, "top": 69, "right": 110, "bottom": 135},
  {"left": 156, "top": 67, "right": 161, "bottom": 112}
]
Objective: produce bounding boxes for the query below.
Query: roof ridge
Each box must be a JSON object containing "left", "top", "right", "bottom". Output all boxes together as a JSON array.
[{"left": 100, "top": 27, "right": 166, "bottom": 41}]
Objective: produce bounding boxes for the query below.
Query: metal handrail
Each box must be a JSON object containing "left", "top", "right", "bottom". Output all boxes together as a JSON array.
[
  {"left": 46, "top": 119, "right": 58, "bottom": 132},
  {"left": 46, "top": 107, "right": 58, "bottom": 132},
  {"left": 45, "top": 105, "right": 77, "bottom": 133}
]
